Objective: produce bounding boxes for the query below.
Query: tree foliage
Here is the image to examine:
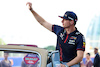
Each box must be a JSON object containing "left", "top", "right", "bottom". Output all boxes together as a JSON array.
[
  {"left": 0, "top": 38, "right": 6, "bottom": 45},
  {"left": 44, "top": 45, "right": 55, "bottom": 51}
]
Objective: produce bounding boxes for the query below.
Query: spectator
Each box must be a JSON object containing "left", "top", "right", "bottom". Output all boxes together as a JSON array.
[
  {"left": 0, "top": 62, "right": 1, "bottom": 67},
  {"left": 85, "top": 53, "right": 93, "bottom": 67},
  {"left": 0, "top": 53, "right": 12, "bottom": 67},
  {"left": 93, "top": 48, "right": 100, "bottom": 67},
  {"left": 80, "top": 60, "right": 85, "bottom": 67}
]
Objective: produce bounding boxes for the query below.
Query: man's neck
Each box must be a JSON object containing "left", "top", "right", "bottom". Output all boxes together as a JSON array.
[
  {"left": 65, "top": 26, "right": 76, "bottom": 34},
  {"left": 4, "top": 59, "right": 8, "bottom": 61},
  {"left": 95, "top": 52, "right": 98, "bottom": 54}
]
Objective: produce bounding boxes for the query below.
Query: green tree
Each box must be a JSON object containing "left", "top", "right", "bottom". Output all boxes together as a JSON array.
[
  {"left": 44, "top": 45, "right": 55, "bottom": 51},
  {"left": 0, "top": 38, "right": 6, "bottom": 45},
  {"left": 0, "top": 38, "right": 6, "bottom": 57}
]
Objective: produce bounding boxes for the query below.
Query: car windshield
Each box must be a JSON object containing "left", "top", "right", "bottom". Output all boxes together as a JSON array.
[{"left": 0, "top": 51, "right": 41, "bottom": 67}]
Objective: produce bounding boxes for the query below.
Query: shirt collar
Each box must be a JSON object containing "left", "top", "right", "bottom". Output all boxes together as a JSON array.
[
  {"left": 68, "top": 27, "right": 78, "bottom": 36},
  {"left": 95, "top": 53, "right": 98, "bottom": 56}
]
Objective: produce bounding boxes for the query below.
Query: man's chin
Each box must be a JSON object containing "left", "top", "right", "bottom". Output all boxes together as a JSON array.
[{"left": 63, "top": 26, "right": 70, "bottom": 28}]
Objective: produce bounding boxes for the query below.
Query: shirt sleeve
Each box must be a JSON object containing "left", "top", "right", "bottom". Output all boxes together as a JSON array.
[
  {"left": 52, "top": 25, "right": 64, "bottom": 35},
  {"left": 76, "top": 35, "right": 85, "bottom": 51}
]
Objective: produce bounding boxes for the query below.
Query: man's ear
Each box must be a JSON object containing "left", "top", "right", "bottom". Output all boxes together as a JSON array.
[{"left": 70, "top": 20, "right": 74, "bottom": 25}]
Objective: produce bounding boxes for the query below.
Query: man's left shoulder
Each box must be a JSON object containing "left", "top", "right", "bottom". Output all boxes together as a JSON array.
[
  {"left": 75, "top": 31, "right": 85, "bottom": 41},
  {"left": 75, "top": 31, "right": 84, "bottom": 37}
]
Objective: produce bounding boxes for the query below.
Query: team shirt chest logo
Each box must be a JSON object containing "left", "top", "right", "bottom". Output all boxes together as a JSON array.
[
  {"left": 68, "top": 40, "right": 75, "bottom": 45},
  {"left": 60, "top": 33, "right": 64, "bottom": 40},
  {"left": 68, "top": 36, "right": 77, "bottom": 45},
  {"left": 59, "top": 30, "right": 66, "bottom": 40}
]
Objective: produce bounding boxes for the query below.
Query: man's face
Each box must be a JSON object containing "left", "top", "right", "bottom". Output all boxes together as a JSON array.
[
  {"left": 94, "top": 49, "right": 97, "bottom": 54},
  {"left": 61, "top": 19, "right": 72, "bottom": 28}
]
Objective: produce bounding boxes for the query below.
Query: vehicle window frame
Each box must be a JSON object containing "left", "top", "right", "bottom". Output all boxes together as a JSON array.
[{"left": 0, "top": 45, "right": 48, "bottom": 67}]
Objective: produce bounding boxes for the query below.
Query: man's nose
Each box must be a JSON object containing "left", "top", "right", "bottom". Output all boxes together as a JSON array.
[{"left": 62, "top": 19, "right": 64, "bottom": 23}]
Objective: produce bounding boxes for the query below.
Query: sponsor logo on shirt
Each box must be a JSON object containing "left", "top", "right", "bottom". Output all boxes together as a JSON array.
[
  {"left": 68, "top": 36, "right": 77, "bottom": 45},
  {"left": 83, "top": 42, "right": 85, "bottom": 48},
  {"left": 83, "top": 36, "right": 85, "bottom": 42},
  {"left": 75, "top": 32, "right": 80, "bottom": 35},
  {"left": 70, "top": 36, "right": 77, "bottom": 40},
  {"left": 59, "top": 30, "right": 66, "bottom": 40},
  {"left": 68, "top": 40, "right": 75, "bottom": 45},
  {"left": 60, "top": 33, "right": 64, "bottom": 40}
]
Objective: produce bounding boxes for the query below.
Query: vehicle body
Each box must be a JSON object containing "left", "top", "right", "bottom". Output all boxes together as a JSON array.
[{"left": 0, "top": 45, "right": 60, "bottom": 67}]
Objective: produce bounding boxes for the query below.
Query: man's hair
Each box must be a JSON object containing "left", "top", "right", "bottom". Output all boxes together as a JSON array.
[{"left": 94, "top": 47, "right": 98, "bottom": 51}]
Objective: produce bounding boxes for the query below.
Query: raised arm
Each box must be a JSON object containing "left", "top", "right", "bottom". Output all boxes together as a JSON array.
[{"left": 26, "top": 2, "right": 52, "bottom": 31}]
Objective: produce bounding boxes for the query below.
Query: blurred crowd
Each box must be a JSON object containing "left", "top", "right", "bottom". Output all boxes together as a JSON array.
[{"left": 80, "top": 48, "right": 100, "bottom": 67}]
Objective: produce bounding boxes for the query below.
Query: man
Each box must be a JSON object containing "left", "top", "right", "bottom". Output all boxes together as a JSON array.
[
  {"left": 0, "top": 61, "right": 1, "bottom": 67},
  {"left": 26, "top": 2, "right": 85, "bottom": 67},
  {"left": 93, "top": 48, "right": 100, "bottom": 67}
]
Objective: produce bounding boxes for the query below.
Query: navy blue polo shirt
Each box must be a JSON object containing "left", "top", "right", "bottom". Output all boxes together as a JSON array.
[{"left": 52, "top": 25, "right": 85, "bottom": 62}]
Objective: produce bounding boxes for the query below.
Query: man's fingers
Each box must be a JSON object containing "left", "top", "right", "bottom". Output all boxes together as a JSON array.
[
  {"left": 26, "top": 2, "right": 32, "bottom": 10},
  {"left": 60, "top": 64, "right": 65, "bottom": 67},
  {"left": 26, "top": 2, "right": 32, "bottom": 6},
  {"left": 26, "top": 2, "right": 29, "bottom": 6}
]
